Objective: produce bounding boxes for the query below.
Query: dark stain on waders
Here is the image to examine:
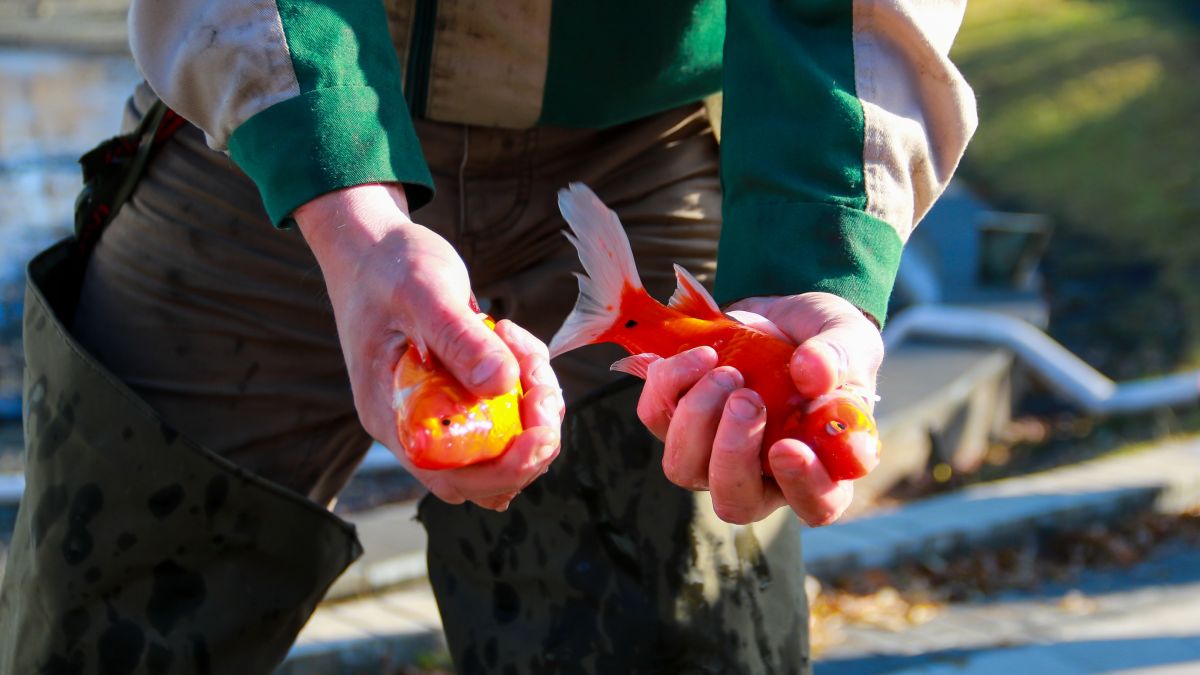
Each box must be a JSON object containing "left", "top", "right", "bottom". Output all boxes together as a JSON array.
[
  {"left": 204, "top": 475, "right": 229, "bottom": 518},
  {"left": 233, "top": 510, "right": 260, "bottom": 542},
  {"left": 488, "top": 509, "right": 528, "bottom": 573},
  {"left": 61, "top": 606, "right": 91, "bottom": 650},
  {"left": 115, "top": 532, "right": 137, "bottom": 551},
  {"left": 32, "top": 483, "right": 69, "bottom": 547},
  {"left": 147, "top": 484, "right": 185, "bottom": 519},
  {"left": 26, "top": 376, "right": 51, "bottom": 454},
  {"left": 39, "top": 651, "right": 84, "bottom": 675},
  {"left": 483, "top": 636, "right": 498, "bottom": 669},
  {"left": 492, "top": 581, "right": 520, "bottom": 624},
  {"left": 63, "top": 484, "right": 103, "bottom": 565},
  {"left": 98, "top": 605, "right": 146, "bottom": 675},
  {"left": 191, "top": 634, "right": 212, "bottom": 675},
  {"left": 458, "top": 540, "right": 477, "bottom": 566},
  {"left": 40, "top": 400, "right": 76, "bottom": 461},
  {"left": 145, "top": 642, "right": 173, "bottom": 674},
  {"left": 147, "top": 560, "right": 206, "bottom": 636}
]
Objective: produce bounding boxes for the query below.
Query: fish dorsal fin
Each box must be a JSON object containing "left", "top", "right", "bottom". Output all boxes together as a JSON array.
[
  {"left": 610, "top": 353, "right": 661, "bottom": 380},
  {"left": 726, "top": 310, "right": 791, "bottom": 343},
  {"left": 667, "top": 264, "right": 722, "bottom": 320}
]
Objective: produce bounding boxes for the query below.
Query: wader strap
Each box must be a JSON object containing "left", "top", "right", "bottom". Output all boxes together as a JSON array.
[{"left": 73, "top": 99, "right": 186, "bottom": 260}]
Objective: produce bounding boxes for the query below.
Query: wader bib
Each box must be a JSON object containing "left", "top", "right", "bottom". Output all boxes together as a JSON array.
[{"left": 0, "top": 103, "right": 362, "bottom": 675}]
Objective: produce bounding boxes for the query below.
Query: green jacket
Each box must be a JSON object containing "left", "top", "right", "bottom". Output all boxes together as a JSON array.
[{"left": 128, "top": 0, "right": 976, "bottom": 324}]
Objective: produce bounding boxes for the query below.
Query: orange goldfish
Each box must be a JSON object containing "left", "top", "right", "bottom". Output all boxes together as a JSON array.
[
  {"left": 549, "top": 183, "right": 879, "bottom": 482},
  {"left": 392, "top": 315, "right": 524, "bottom": 470}
]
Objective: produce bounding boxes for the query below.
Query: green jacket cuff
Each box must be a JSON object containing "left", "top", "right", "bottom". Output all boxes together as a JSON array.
[
  {"left": 228, "top": 85, "right": 434, "bottom": 226},
  {"left": 713, "top": 200, "right": 903, "bottom": 327}
]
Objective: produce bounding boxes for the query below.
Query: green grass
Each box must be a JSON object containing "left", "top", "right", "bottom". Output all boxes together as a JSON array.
[{"left": 951, "top": 0, "right": 1200, "bottom": 375}]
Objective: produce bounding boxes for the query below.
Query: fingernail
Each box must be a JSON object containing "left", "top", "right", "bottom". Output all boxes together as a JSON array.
[
  {"left": 711, "top": 368, "right": 741, "bottom": 391},
  {"left": 539, "top": 393, "right": 563, "bottom": 422},
  {"left": 536, "top": 437, "right": 560, "bottom": 463},
  {"left": 470, "top": 353, "right": 504, "bottom": 387},
  {"left": 728, "top": 394, "right": 761, "bottom": 421}
]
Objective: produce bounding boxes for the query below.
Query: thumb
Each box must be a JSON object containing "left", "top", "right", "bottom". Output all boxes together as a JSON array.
[
  {"left": 789, "top": 321, "right": 882, "bottom": 399},
  {"left": 416, "top": 300, "right": 520, "bottom": 397}
]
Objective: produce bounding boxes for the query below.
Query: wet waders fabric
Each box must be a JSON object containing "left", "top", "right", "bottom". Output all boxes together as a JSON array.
[
  {"left": 0, "top": 248, "right": 362, "bottom": 673},
  {"left": 0, "top": 82, "right": 811, "bottom": 674},
  {"left": 422, "top": 380, "right": 809, "bottom": 674},
  {"left": 0, "top": 92, "right": 364, "bottom": 674}
]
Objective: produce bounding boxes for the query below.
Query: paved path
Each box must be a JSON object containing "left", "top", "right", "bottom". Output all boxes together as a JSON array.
[
  {"left": 817, "top": 541, "right": 1200, "bottom": 674},
  {"left": 279, "top": 436, "right": 1200, "bottom": 674}
]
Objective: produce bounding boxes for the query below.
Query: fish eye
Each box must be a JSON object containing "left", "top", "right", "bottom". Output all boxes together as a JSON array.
[
  {"left": 825, "top": 420, "right": 847, "bottom": 435},
  {"left": 441, "top": 418, "right": 451, "bottom": 426}
]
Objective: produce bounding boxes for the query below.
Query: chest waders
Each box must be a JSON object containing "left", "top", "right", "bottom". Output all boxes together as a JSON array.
[{"left": 0, "top": 102, "right": 362, "bottom": 674}]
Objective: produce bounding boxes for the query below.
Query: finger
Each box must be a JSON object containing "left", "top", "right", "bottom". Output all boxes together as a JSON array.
[
  {"left": 495, "top": 320, "right": 561, "bottom": 393},
  {"left": 768, "top": 438, "right": 854, "bottom": 527},
  {"left": 707, "top": 390, "right": 780, "bottom": 524},
  {"left": 473, "top": 492, "right": 518, "bottom": 511},
  {"left": 662, "top": 366, "right": 743, "bottom": 490},
  {"left": 790, "top": 319, "right": 883, "bottom": 399},
  {"left": 420, "top": 300, "right": 521, "bottom": 398},
  {"left": 434, "top": 425, "right": 561, "bottom": 501},
  {"left": 520, "top": 383, "right": 566, "bottom": 430},
  {"left": 637, "top": 346, "right": 718, "bottom": 440}
]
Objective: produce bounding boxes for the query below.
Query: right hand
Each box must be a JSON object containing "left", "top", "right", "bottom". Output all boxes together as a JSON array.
[{"left": 295, "top": 183, "right": 564, "bottom": 510}]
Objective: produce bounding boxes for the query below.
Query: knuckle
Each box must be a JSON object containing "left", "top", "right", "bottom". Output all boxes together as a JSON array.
[
  {"left": 430, "top": 316, "right": 484, "bottom": 364},
  {"left": 661, "top": 447, "right": 701, "bottom": 489},
  {"left": 637, "top": 392, "right": 672, "bottom": 438}
]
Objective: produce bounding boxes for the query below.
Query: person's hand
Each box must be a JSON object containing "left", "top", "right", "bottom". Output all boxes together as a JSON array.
[
  {"left": 295, "top": 183, "right": 564, "bottom": 510},
  {"left": 635, "top": 292, "right": 882, "bottom": 526}
]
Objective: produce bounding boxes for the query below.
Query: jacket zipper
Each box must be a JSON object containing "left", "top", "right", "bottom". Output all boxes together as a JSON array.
[{"left": 405, "top": 0, "right": 437, "bottom": 117}]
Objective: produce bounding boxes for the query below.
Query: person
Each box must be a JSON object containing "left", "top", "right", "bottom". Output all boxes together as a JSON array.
[{"left": 0, "top": 1, "right": 975, "bottom": 673}]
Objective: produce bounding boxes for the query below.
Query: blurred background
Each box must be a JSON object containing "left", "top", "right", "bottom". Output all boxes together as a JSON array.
[{"left": 0, "top": 0, "right": 1197, "bottom": 673}]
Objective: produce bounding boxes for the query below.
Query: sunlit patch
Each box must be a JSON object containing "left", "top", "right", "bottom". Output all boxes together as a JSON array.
[{"left": 393, "top": 384, "right": 419, "bottom": 410}]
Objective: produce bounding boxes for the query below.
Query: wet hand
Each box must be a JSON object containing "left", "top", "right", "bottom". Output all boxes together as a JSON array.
[
  {"left": 296, "top": 184, "right": 564, "bottom": 510},
  {"left": 636, "top": 292, "right": 883, "bottom": 526}
]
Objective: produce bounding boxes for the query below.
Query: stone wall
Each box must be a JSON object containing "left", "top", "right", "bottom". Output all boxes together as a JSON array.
[{"left": 0, "top": 46, "right": 139, "bottom": 408}]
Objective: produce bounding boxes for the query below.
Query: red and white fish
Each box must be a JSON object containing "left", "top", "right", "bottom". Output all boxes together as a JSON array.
[
  {"left": 392, "top": 314, "right": 524, "bottom": 470},
  {"left": 549, "top": 183, "right": 879, "bottom": 481}
]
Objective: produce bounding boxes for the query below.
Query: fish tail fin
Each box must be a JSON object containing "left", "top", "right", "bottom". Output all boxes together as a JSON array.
[{"left": 549, "top": 183, "right": 645, "bottom": 358}]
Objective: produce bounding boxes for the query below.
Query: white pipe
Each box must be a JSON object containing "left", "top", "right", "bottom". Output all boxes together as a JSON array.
[
  {"left": 359, "top": 443, "right": 400, "bottom": 473},
  {"left": 883, "top": 304, "right": 1200, "bottom": 415},
  {"left": 0, "top": 472, "right": 24, "bottom": 504}
]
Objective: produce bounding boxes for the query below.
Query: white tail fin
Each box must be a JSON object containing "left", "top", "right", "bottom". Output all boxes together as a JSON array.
[{"left": 549, "top": 183, "right": 643, "bottom": 358}]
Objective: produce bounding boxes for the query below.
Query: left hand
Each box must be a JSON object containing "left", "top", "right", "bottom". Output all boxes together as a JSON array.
[{"left": 635, "top": 292, "right": 883, "bottom": 527}]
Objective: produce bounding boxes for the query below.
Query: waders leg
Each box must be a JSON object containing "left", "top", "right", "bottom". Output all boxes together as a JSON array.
[
  {"left": 421, "top": 379, "right": 811, "bottom": 675},
  {"left": 0, "top": 242, "right": 362, "bottom": 675}
]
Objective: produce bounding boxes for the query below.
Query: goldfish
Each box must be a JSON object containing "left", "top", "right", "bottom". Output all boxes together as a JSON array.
[
  {"left": 392, "top": 314, "right": 524, "bottom": 470},
  {"left": 549, "top": 183, "right": 879, "bottom": 482}
]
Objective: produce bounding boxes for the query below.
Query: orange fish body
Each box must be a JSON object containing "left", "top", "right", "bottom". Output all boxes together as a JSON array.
[
  {"left": 393, "top": 316, "right": 524, "bottom": 470},
  {"left": 550, "top": 184, "right": 879, "bottom": 482}
]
